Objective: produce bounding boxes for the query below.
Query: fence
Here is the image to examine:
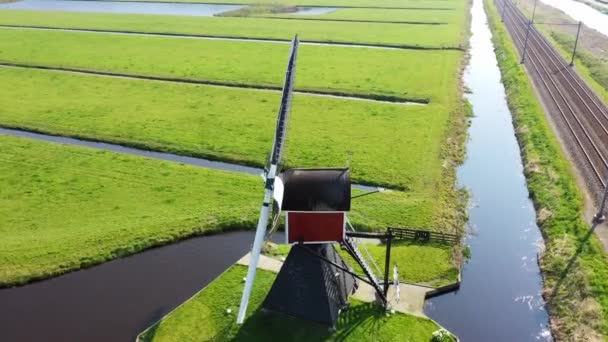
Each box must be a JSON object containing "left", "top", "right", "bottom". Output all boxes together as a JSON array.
[{"left": 388, "top": 227, "right": 460, "bottom": 244}]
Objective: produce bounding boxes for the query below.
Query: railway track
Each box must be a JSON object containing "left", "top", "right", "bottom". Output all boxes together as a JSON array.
[{"left": 497, "top": 0, "right": 608, "bottom": 201}]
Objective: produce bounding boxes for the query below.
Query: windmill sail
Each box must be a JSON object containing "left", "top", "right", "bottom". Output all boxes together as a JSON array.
[{"left": 237, "top": 35, "right": 299, "bottom": 324}]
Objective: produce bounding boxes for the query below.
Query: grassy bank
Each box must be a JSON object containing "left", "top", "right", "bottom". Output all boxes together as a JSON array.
[
  {"left": 0, "top": 10, "right": 465, "bottom": 49},
  {"left": 137, "top": 265, "right": 451, "bottom": 341},
  {"left": 0, "top": 28, "right": 462, "bottom": 102},
  {"left": 0, "top": 67, "right": 452, "bottom": 193},
  {"left": 0, "top": 134, "right": 458, "bottom": 287},
  {"left": 488, "top": 0, "right": 608, "bottom": 338}
]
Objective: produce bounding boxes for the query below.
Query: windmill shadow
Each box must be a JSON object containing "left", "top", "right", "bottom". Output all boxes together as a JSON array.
[
  {"left": 546, "top": 221, "right": 598, "bottom": 304},
  {"left": 229, "top": 308, "right": 332, "bottom": 341},
  {"left": 331, "top": 303, "right": 384, "bottom": 341}
]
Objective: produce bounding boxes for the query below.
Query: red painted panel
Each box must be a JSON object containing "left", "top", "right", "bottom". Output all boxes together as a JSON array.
[{"left": 287, "top": 212, "right": 345, "bottom": 244}]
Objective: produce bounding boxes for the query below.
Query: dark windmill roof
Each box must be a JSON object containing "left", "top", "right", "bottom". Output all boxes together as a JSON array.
[
  {"left": 262, "top": 244, "right": 357, "bottom": 326},
  {"left": 280, "top": 168, "right": 351, "bottom": 211}
]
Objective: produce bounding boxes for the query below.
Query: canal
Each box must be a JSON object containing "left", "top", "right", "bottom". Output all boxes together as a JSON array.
[
  {"left": 424, "top": 0, "right": 552, "bottom": 340},
  {"left": 0, "top": 0, "right": 337, "bottom": 17},
  {"left": 538, "top": 0, "right": 608, "bottom": 37},
  {"left": 0, "top": 232, "right": 281, "bottom": 342}
]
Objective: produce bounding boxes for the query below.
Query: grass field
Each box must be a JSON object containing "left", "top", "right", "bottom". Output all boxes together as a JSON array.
[
  {"left": 0, "top": 1, "right": 469, "bottom": 329},
  {"left": 137, "top": 265, "right": 452, "bottom": 341},
  {"left": 0, "top": 134, "right": 259, "bottom": 286},
  {"left": 0, "top": 67, "right": 453, "bottom": 194},
  {"left": 0, "top": 133, "right": 455, "bottom": 287},
  {"left": 488, "top": 1, "right": 608, "bottom": 338},
  {"left": 0, "top": 28, "right": 462, "bottom": 102},
  {"left": 340, "top": 241, "right": 459, "bottom": 287},
  {"left": 0, "top": 10, "right": 465, "bottom": 49},
  {"left": 263, "top": 241, "right": 459, "bottom": 286},
  {"left": 258, "top": 7, "right": 467, "bottom": 25},
  {"left": 118, "top": 0, "right": 461, "bottom": 9}
]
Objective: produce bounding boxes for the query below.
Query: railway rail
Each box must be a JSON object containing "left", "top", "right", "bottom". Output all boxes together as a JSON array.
[{"left": 497, "top": 0, "right": 608, "bottom": 202}]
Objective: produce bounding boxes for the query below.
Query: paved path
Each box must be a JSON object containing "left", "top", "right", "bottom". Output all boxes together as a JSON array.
[
  {"left": 352, "top": 281, "right": 431, "bottom": 317},
  {"left": 236, "top": 252, "right": 283, "bottom": 273}
]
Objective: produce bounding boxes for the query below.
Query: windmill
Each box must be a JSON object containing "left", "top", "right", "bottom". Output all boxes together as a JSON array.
[
  {"left": 236, "top": 35, "right": 299, "bottom": 324},
  {"left": 237, "top": 35, "right": 394, "bottom": 327}
]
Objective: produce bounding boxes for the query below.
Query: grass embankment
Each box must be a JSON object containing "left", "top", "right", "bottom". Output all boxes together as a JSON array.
[
  {"left": 137, "top": 265, "right": 450, "bottom": 341},
  {"left": 0, "top": 10, "right": 464, "bottom": 49},
  {"left": 488, "top": 0, "right": 608, "bottom": 339},
  {"left": 0, "top": 28, "right": 461, "bottom": 102},
  {"left": 0, "top": 134, "right": 452, "bottom": 286}
]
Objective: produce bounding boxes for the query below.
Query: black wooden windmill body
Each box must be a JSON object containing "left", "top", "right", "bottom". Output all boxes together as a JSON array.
[{"left": 237, "top": 36, "right": 392, "bottom": 327}]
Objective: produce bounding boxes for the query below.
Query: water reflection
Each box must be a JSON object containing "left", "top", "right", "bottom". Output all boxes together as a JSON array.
[
  {"left": 0, "top": 0, "right": 244, "bottom": 16},
  {"left": 424, "top": 0, "right": 551, "bottom": 340}
]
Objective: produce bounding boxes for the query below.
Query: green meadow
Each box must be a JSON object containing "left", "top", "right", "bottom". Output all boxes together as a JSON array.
[
  {"left": 136, "top": 265, "right": 451, "bottom": 342},
  {"left": 340, "top": 241, "right": 459, "bottom": 287},
  {"left": 0, "top": 28, "right": 462, "bottom": 102},
  {"left": 259, "top": 7, "right": 466, "bottom": 25},
  {"left": 120, "top": 0, "right": 459, "bottom": 9},
  {"left": 0, "top": 67, "right": 448, "bottom": 192},
  {"left": 0, "top": 1, "right": 469, "bottom": 326},
  {"left": 0, "top": 10, "right": 464, "bottom": 49},
  {"left": 1, "top": 134, "right": 450, "bottom": 286}
]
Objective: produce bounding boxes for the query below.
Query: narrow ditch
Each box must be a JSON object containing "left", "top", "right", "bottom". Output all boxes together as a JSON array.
[{"left": 0, "top": 126, "right": 378, "bottom": 191}]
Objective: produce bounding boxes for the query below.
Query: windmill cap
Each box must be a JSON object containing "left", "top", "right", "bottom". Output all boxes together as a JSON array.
[{"left": 280, "top": 168, "right": 351, "bottom": 211}]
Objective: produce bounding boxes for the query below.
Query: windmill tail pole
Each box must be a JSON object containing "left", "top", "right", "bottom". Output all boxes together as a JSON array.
[{"left": 236, "top": 165, "right": 276, "bottom": 324}]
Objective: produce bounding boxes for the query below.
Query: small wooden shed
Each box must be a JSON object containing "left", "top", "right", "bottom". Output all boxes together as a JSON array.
[{"left": 280, "top": 168, "right": 351, "bottom": 244}]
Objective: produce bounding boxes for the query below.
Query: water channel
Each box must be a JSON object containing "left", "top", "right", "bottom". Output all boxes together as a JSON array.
[
  {"left": 424, "top": 0, "right": 552, "bottom": 340},
  {"left": 539, "top": 0, "right": 608, "bottom": 36},
  {"left": 0, "top": 0, "right": 244, "bottom": 16},
  {"left": 0, "top": 0, "right": 336, "bottom": 17},
  {"left": 0, "top": 232, "right": 282, "bottom": 341}
]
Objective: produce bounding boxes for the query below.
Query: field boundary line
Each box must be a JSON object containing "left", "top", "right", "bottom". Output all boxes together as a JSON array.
[
  {"left": 0, "top": 25, "right": 464, "bottom": 51},
  {"left": 0, "top": 62, "right": 430, "bottom": 104},
  {"left": 224, "top": 16, "right": 448, "bottom": 25}
]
